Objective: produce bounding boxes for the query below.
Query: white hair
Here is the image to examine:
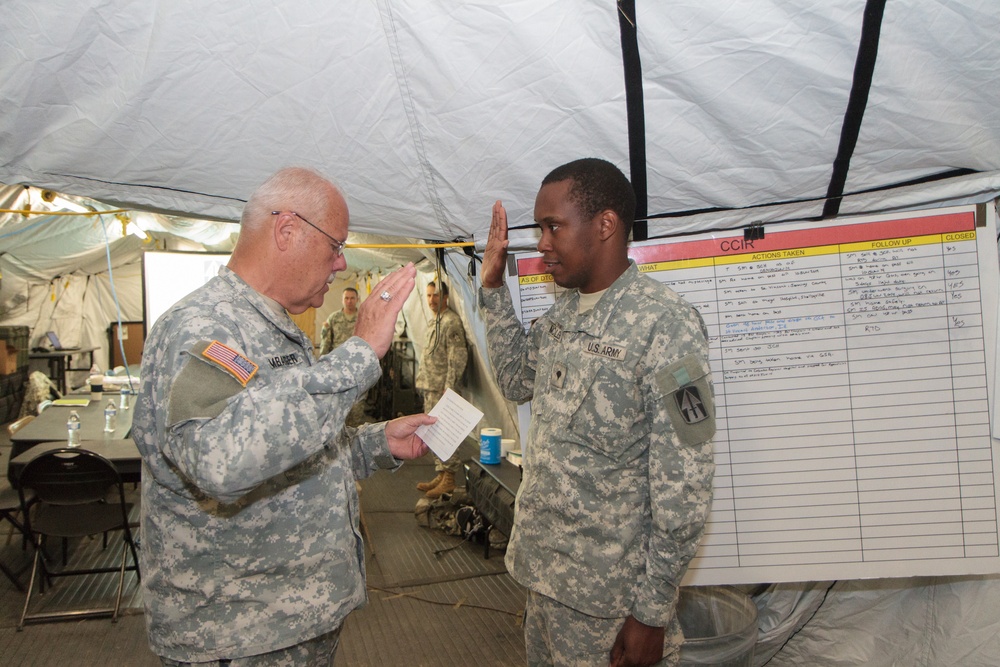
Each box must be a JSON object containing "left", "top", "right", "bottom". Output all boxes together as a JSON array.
[{"left": 241, "top": 167, "right": 344, "bottom": 231}]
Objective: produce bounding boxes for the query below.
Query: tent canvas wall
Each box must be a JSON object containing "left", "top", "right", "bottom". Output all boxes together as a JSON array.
[{"left": 2, "top": 1, "right": 1000, "bottom": 664}]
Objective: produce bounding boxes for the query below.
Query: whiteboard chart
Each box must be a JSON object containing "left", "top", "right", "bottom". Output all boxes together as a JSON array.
[{"left": 507, "top": 204, "right": 1000, "bottom": 585}]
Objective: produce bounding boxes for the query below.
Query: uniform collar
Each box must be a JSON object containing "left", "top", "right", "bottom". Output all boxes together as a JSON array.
[
  {"left": 550, "top": 261, "right": 640, "bottom": 337},
  {"left": 217, "top": 266, "right": 312, "bottom": 346},
  {"left": 431, "top": 305, "right": 453, "bottom": 321}
]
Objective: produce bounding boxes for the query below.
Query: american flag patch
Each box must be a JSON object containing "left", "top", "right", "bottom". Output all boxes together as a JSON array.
[{"left": 202, "top": 340, "right": 258, "bottom": 386}]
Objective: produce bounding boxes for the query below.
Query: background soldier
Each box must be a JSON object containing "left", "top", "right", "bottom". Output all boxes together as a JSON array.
[
  {"left": 414, "top": 280, "right": 468, "bottom": 498},
  {"left": 319, "top": 286, "right": 359, "bottom": 355},
  {"left": 320, "top": 286, "right": 368, "bottom": 425}
]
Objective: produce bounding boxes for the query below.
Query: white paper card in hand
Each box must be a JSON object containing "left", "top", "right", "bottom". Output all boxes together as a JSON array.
[{"left": 414, "top": 388, "right": 484, "bottom": 461}]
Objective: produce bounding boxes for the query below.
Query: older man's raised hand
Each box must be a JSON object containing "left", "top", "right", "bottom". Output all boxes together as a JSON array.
[{"left": 353, "top": 262, "right": 416, "bottom": 358}]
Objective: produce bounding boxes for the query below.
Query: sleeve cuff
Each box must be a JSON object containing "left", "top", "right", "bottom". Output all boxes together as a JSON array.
[
  {"left": 632, "top": 583, "right": 680, "bottom": 628},
  {"left": 357, "top": 421, "right": 402, "bottom": 472},
  {"left": 478, "top": 285, "right": 509, "bottom": 310}
]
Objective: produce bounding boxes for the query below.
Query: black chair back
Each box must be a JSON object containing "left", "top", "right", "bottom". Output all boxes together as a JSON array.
[
  {"left": 17, "top": 448, "right": 122, "bottom": 508},
  {"left": 13, "top": 446, "right": 140, "bottom": 629}
]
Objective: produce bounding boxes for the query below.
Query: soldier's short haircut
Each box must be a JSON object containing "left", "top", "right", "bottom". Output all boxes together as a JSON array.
[
  {"left": 242, "top": 166, "right": 343, "bottom": 231},
  {"left": 428, "top": 281, "right": 449, "bottom": 296},
  {"left": 541, "top": 158, "right": 636, "bottom": 240},
  {"left": 343, "top": 287, "right": 358, "bottom": 296}
]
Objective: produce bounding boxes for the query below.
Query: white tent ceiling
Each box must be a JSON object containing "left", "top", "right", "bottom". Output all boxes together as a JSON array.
[
  {"left": 2, "top": 1, "right": 997, "bottom": 246},
  {"left": 2, "top": 3, "right": 1000, "bottom": 663}
]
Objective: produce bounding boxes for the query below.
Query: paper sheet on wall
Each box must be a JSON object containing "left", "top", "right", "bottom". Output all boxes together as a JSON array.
[{"left": 414, "top": 388, "right": 484, "bottom": 461}]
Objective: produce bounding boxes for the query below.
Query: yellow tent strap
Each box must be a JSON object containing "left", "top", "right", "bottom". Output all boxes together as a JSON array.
[
  {"left": 0, "top": 208, "right": 130, "bottom": 216},
  {"left": 346, "top": 241, "right": 475, "bottom": 249}
]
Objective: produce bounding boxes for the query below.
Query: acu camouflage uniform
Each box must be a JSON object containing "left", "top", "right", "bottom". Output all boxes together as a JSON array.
[
  {"left": 414, "top": 306, "right": 468, "bottom": 473},
  {"left": 480, "top": 262, "right": 715, "bottom": 666},
  {"left": 319, "top": 309, "right": 357, "bottom": 356},
  {"left": 132, "top": 267, "right": 399, "bottom": 663}
]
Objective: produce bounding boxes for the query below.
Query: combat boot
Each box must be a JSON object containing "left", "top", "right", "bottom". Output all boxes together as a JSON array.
[
  {"left": 424, "top": 471, "right": 456, "bottom": 499},
  {"left": 416, "top": 472, "right": 444, "bottom": 493}
]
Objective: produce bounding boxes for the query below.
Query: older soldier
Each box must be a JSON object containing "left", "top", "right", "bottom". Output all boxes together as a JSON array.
[
  {"left": 479, "top": 158, "right": 715, "bottom": 667},
  {"left": 133, "top": 167, "right": 433, "bottom": 666},
  {"left": 414, "top": 280, "right": 469, "bottom": 498},
  {"left": 319, "top": 286, "right": 359, "bottom": 355}
]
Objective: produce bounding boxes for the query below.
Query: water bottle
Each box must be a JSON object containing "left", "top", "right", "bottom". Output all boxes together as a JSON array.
[
  {"left": 119, "top": 387, "right": 130, "bottom": 410},
  {"left": 104, "top": 400, "right": 118, "bottom": 433},
  {"left": 67, "top": 410, "right": 82, "bottom": 447}
]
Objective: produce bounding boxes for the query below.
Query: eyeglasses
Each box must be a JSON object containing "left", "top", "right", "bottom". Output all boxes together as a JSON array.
[{"left": 271, "top": 211, "right": 346, "bottom": 257}]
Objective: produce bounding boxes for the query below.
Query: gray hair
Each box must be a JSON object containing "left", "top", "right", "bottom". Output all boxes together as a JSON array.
[{"left": 241, "top": 167, "right": 343, "bottom": 231}]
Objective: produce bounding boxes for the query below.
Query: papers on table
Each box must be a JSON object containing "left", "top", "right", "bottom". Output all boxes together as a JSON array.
[
  {"left": 52, "top": 398, "right": 90, "bottom": 406},
  {"left": 414, "top": 388, "right": 483, "bottom": 461}
]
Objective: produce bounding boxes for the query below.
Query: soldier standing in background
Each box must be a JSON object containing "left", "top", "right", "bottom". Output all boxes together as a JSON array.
[
  {"left": 414, "top": 280, "right": 469, "bottom": 499},
  {"left": 319, "top": 286, "right": 359, "bottom": 355},
  {"left": 320, "top": 286, "right": 368, "bottom": 425}
]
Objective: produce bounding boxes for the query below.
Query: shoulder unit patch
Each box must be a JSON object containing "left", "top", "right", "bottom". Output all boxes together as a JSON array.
[
  {"left": 655, "top": 353, "right": 716, "bottom": 446},
  {"left": 674, "top": 385, "right": 708, "bottom": 424}
]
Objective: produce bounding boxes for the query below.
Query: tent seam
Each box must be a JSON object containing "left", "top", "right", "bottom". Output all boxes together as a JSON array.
[
  {"left": 43, "top": 172, "right": 246, "bottom": 204},
  {"left": 375, "top": 1, "right": 454, "bottom": 240}
]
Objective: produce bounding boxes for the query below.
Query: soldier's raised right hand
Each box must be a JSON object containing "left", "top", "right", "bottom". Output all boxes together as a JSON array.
[{"left": 481, "top": 200, "right": 510, "bottom": 289}]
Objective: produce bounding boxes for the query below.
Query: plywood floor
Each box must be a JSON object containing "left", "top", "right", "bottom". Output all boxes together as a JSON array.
[{"left": 0, "top": 429, "right": 525, "bottom": 666}]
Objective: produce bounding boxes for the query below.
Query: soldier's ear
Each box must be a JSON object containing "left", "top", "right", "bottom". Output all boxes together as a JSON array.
[
  {"left": 597, "top": 210, "right": 620, "bottom": 242},
  {"left": 273, "top": 211, "right": 296, "bottom": 251}
]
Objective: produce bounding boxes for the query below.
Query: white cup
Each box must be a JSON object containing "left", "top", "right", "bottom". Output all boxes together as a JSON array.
[
  {"left": 501, "top": 438, "right": 516, "bottom": 458},
  {"left": 89, "top": 374, "right": 104, "bottom": 401}
]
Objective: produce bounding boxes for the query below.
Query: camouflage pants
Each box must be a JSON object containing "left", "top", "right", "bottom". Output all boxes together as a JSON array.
[
  {"left": 159, "top": 626, "right": 342, "bottom": 667},
  {"left": 523, "top": 590, "right": 680, "bottom": 667},
  {"left": 420, "top": 389, "right": 462, "bottom": 473}
]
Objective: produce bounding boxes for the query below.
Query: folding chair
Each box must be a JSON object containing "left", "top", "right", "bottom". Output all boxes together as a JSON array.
[
  {"left": 0, "top": 477, "right": 31, "bottom": 591},
  {"left": 2, "top": 417, "right": 36, "bottom": 590},
  {"left": 16, "top": 447, "right": 140, "bottom": 630}
]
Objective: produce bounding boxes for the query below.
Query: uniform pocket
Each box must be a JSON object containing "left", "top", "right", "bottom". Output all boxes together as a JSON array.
[{"left": 565, "top": 361, "right": 645, "bottom": 460}]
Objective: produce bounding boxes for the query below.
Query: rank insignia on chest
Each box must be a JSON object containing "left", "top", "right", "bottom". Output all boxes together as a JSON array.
[
  {"left": 201, "top": 340, "right": 259, "bottom": 387},
  {"left": 550, "top": 362, "right": 567, "bottom": 389},
  {"left": 675, "top": 385, "right": 708, "bottom": 424}
]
